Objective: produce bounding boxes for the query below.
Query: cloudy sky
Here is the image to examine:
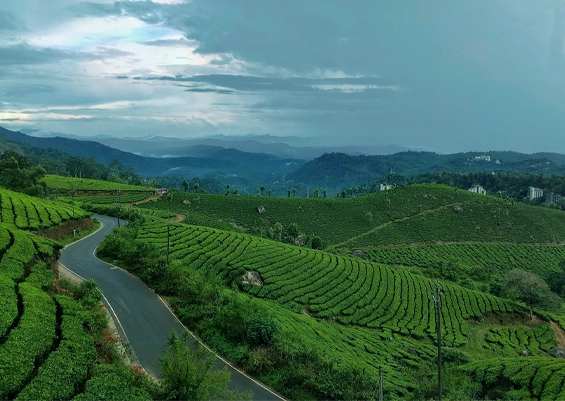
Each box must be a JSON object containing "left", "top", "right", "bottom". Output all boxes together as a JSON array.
[{"left": 1, "top": 0, "right": 565, "bottom": 153}]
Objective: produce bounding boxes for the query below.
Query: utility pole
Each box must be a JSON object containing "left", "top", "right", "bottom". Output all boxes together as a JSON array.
[
  {"left": 166, "top": 193, "right": 173, "bottom": 267},
  {"left": 433, "top": 283, "right": 443, "bottom": 401},
  {"left": 378, "top": 367, "right": 383, "bottom": 401},
  {"left": 116, "top": 190, "right": 121, "bottom": 228}
]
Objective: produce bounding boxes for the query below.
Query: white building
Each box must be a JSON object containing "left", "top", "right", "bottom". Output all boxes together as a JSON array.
[
  {"left": 528, "top": 186, "right": 543, "bottom": 201},
  {"left": 380, "top": 184, "right": 394, "bottom": 191},
  {"left": 468, "top": 185, "right": 487, "bottom": 195}
]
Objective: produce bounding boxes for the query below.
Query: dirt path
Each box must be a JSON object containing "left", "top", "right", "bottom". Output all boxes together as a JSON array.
[
  {"left": 127, "top": 195, "right": 160, "bottom": 206},
  {"left": 334, "top": 203, "right": 460, "bottom": 248},
  {"left": 172, "top": 214, "right": 185, "bottom": 223},
  {"left": 550, "top": 321, "right": 565, "bottom": 348}
]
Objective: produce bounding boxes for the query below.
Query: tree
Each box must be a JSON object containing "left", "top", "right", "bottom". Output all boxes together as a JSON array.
[
  {"left": 292, "top": 188, "right": 296, "bottom": 197},
  {"left": 501, "top": 269, "right": 561, "bottom": 319},
  {"left": 323, "top": 189, "right": 327, "bottom": 198},
  {"left": 193, "top": 183, "right": 199, "bottom": 193},
  {"left": 548, "top": 260, "right": 565, "bottom": 297},
  {"left": 260, "top": 186, "right": 265, "bottom": 196},
  {"left": 287, "top": 222, "right": 300, "bottom": 242},
  {"left": 311, "top": 236, "right": 323, "bottom": 250},
  {"left": 0, "top": 151, "right": 47, "bottom": 196},
  {"left": 159, "top": 331, "right": 252, "bottom": 401},
  {"left": 225, "top": 184, "right": 230, "bottom": 196},
  {"left": 182, "top": 179, "right": 189, "bottom": 192}
]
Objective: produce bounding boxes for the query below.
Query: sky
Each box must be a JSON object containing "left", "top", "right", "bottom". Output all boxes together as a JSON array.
[{"left": 1, "top": 0, "right": 565, "bottom": 154}]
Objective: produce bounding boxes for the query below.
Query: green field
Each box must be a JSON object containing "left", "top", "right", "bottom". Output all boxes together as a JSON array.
[
  {"left": 44, "top": 175, "right": 156, "bottom": 192},
  {"left": 5, "top": 178, "right": 565, "bottom": 400},
  {"left": 145, "top": 184, "right": 565, "bottom": 248},
  {"left": 0, "top": 187, "right": 90, "bottom": 230},
  {"left": 108, "top": 182, "right": 565, "bottom": 399}
]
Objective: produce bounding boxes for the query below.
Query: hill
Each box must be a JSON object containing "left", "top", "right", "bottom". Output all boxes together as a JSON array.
[
  {"left": 286, "top": 151, "right": 565, "bottom": 191},
  {"left": 93, "top": 181, "right": 565, "bottom": 399},
  {"left": 0, "top": 126, "right": 304, "bottom": 184},
  {"left": 143, "top": 184, "right": 565, "bottom": 248}
]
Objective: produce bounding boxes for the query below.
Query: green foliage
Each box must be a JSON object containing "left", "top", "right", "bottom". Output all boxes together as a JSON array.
[
  {"left": 501, "top": 269, "right": 561, "bottom": 313},
  {"left": 0, "top": 187, "right": 89, "bottom": 230},
  {"left": 459, "top": 357, "right": 565, "bottom": 399},
  {"left": 248, "top": 315, "right": 278, "bottom": 347},
  {"left": 44, "top": 174, "right": 155, "bottom": 192},
  {"left": 311, "top": 235, "right": 323, "bottom": 250},
  {"left": 73, "top": 364, "right": 155, "bottom": 401},
  {"left": 159, "top": 331, "right": 252, "bottom": 401},
  {"left": 0, "top": 150, "right": 47, "bottom": 196}
]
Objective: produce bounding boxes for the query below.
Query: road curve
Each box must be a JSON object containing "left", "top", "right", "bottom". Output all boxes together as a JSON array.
[{"left": 59, "top": 214, "right": 284, "bottom": 401}]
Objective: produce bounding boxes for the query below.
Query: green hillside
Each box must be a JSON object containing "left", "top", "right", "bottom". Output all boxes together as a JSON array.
[
  {"left": 0, "top": 189, "right": 156, "bottom": 400},
  {"left": 0, "top": 186, "right": 90, "bottom": 230},
  {"left": 146, "top": 184, "right": 565, "bottom": 248},
  {"left": 95, "top": 182, "right": 565, "bottom": 399}
]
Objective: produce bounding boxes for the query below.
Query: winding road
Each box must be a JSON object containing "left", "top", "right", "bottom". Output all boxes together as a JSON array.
[{"left": 59, "top": 214, "right": 283, "bottom": 400}]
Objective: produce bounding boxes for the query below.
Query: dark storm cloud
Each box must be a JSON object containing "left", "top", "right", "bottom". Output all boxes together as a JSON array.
[
  {"left": 182, "top": 87, "right": 235, "bottom": 95},
  {"left": 0, "top": 42, "right": 131, "bottom": 66},
  {"left": 138, "top": 39, "right": 192, "bottom": 47},
  {"left": 0, "top": 11, "right": 19, "bottom": 31},
  {"left": 0, "top": 42, "right": 79, "bottom": 65},
  {"left": 137, "top": 74, "right": 398, "bottom": 93}
]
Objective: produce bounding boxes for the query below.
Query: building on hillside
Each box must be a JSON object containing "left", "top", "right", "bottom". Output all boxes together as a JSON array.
[
  {"left": 155, "top": 188, "right": 168, "bottom": 195},
  {"left": 472, "top": 155, "right": 491, "bottom": 162},
  {"left": 379, "top": 184, "right": 394, "bottom": 191},
  {"left": 546, "top": 192, "right": 562, "bottom": 203},
  {"left": 468, "top": 184, "right": 487, "bottom": 195},
  {"left": 528, "top": 186, "right": 544, "bottom": 201}
]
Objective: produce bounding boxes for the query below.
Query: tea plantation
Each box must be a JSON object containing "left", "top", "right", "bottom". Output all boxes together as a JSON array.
[{"left": 105, "top": 182, "right": 565, "bottom": 399}]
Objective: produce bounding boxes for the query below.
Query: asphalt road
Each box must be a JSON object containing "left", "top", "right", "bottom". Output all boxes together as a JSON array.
[{"left": 59, "top": 214, "right": 284, "bottom": 400}]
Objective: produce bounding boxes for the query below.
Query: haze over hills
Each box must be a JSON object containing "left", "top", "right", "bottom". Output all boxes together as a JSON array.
[
  {"left": 19, "top": 128, "right": 412, "bottom": 159},
  {"left": 4, "top": 125, "right": 565, "bottom": 196}
]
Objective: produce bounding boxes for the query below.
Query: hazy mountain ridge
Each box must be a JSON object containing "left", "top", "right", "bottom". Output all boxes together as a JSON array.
[
  {"left": 17, "top": 128, "right": 410, "bottom": 159},
  {"left": 287, "top": 151, "right": 565, "bottom": 190}
]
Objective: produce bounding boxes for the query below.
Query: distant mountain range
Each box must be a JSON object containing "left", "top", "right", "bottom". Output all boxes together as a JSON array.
[
  {"left": 18, "top": 128, "right": 411, "bottom": 159},
  {"left": 4, "top": 125, "right": 565, "bottom": 194}
]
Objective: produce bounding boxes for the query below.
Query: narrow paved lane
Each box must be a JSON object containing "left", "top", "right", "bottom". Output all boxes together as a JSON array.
[{"left": 59, "top": 214, "right": 283, "bottom": 400}]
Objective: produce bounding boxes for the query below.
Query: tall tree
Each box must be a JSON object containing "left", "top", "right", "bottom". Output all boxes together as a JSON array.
[
  {"left": 501, "top": 269, "right": 561, "bottom": 318},
  {"left": 160, "top": 331, "right": 251, "bottom": 401}
]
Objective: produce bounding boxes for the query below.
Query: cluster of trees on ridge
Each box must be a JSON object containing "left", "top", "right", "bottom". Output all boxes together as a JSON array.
[{"left": 0, "top": 150, "right": 158, "bottom": 196}]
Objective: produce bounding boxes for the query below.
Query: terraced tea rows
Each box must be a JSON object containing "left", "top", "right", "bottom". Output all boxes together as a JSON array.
[
  {"left": 459, "top": 357, "right": 565, "bottom": 399},
  {"left": 268, "top": 300, "right": 439, "bottom": 396},
  {"left": 0, "top": 187, "right": 89, "bottom": 230},
  {"left": 44, "top": 175, "right": 154, "bottom": 192},
  {"left": 345, "top": 199, "right": 565, "bottom": 247},
  {"left": 74, "top": 192, "right": 152, "bottom": 205},
  {"left": 483, "top": 323, "right": 557, "bottom": 356},
  {"left": 367, "top": 243, "right": 565, "bottom": 278},
  {"left": 137, "top": 221, "right": 521, "bottom": 347}
]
